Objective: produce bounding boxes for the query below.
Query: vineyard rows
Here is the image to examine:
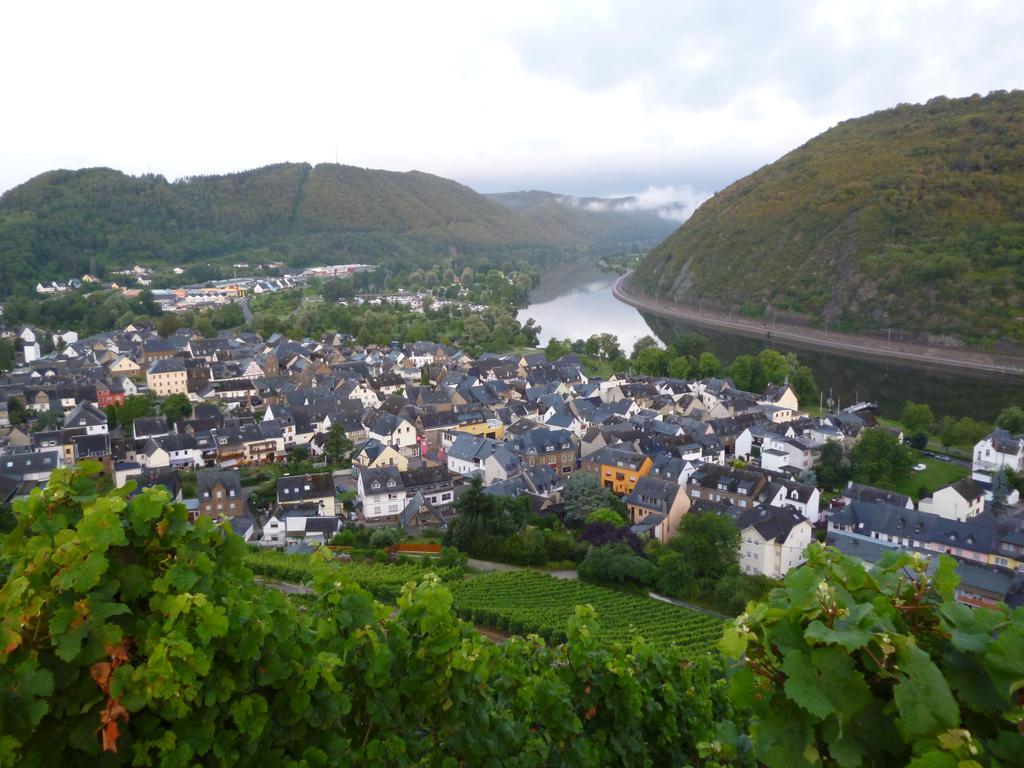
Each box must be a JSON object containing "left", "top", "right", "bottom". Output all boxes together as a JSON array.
[
  {"left": 246, "top": 550, "right": 463, "bottom": 602},
  {"left": 449, "top": 571, "right": 723, "bottom": 655}
]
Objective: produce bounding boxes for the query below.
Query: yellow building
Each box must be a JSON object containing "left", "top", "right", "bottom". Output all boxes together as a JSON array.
[{"left": 449, "top": 418, "right": 504, "bottom": 441}]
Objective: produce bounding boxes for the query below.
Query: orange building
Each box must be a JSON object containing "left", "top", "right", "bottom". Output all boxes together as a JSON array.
[{"left": 580, "top": 446, "right": 653, "bottom": 495}]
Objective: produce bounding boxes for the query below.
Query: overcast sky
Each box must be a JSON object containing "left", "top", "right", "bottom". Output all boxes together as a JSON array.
[{"left": 3, "top": 0, "right": 1022, "bottom": 205}]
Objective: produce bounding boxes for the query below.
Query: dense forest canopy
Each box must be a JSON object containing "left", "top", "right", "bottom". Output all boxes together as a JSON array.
[
  {"left": 0, "top": 163, "right": 671, "bottom": 298},
  {"left": 634, "top": 90, "right": 1024, "bottom": 347}
]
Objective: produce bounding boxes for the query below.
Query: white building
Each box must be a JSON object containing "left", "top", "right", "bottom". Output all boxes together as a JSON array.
[
  {"left": 973, "top": 430, "right": 1024, "bottom": 474},
  {"left": 737, "top": 506, "right": 814, "bottom": 579},
  {"left": 357, "top": 466, "right": 409, "bottom": 520},
  {"left": 760, "top": 434, "right": 821, "bottom": 473}
]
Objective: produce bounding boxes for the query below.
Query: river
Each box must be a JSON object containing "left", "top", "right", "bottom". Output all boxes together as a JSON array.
[{"left": 519, "top": 262, "right": 1023, "bottom": 421}]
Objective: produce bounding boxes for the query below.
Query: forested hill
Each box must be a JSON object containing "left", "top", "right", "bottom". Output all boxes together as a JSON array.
[
  {"left": 633, "top": 90, "right": 1024, "bottom": 347},
  {"left": 487, "top": 190, "right": 677, "bottom": 246},
  {"left": 0, "top": 163, "right": 669, "bottom": 296}
]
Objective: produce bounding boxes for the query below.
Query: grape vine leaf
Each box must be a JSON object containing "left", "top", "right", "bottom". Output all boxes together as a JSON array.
[{"left": 893, "top": 644, "right": 959, "bottom": 739}]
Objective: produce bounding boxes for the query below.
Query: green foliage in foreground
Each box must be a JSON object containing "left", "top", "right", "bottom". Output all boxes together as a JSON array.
[
  {"left": 0, "top": 463, "right": 743, "bottom": 766},
  {"left": 722, "top": 544, "right": 1024, "bottom": 767},
  {"left": 448, "top": 570, "right": 724, "bottom": 654}
]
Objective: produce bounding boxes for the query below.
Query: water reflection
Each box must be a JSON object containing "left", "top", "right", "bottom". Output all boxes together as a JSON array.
[{"left": 518, "top": 265, "right": 659, "bottom": 353}]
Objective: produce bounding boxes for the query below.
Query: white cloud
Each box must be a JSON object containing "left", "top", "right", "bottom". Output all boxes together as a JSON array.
[
  {"left": 0, "top": 0, "right": 1021, "bottom": 200},
  {"left": 564, "top": 185, "right": 709, "bottom": 222}
]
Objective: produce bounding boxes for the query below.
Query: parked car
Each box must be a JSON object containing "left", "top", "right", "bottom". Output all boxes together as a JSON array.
[{"left": 913, "top": 463, "right": 927, "bottom": 472}]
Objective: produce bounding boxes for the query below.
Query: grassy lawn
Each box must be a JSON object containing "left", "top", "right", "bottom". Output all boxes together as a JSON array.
[
  {"left": 876, "top": 416, "right": 973, "bottom": 460},
  {"left": 888, "top": 455, "right": 968, "bottom": 501}
]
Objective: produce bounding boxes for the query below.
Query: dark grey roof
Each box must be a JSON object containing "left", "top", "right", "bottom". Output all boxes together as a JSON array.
[
  {"left": 508, "top": 426, "right": 577, "bottom": 456},
  {"left": 197, "top": 468, "right": 242, "bottom": 496},
  {"left": 831, "top": 500, "right": 1024, "bottom": 558},
  {"left": 0, "top": 450, "right": 60, "bottom": 477},
  {"left": 626, "top": 476, "right": 681, "bottom": 513},
  {"left": 359, "top": 465, "right": 404, "bottom": 493},
  {"left": 844, "top": 482, "right": 912, "bottom": 508},
  {"left": 737, "top": 505, "right": 808, "bottom": 543},
  {"left": 277, "top": 473, "right": 334, "bottom": 502},
  {"left": 148, "top": 357, "right": 187, "bottom": 374}
]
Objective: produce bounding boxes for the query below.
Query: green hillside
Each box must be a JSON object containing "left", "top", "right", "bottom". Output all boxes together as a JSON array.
[
  {"left": 0, "top": 163, "right": 668, "bottom": 297},
  {"left": 634, "top": 91, "right": 1024, "bottom": 347}
]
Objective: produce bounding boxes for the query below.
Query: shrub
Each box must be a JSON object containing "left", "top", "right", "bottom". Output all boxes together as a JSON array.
[{"left": 369, "top": 527, "right": 399, "bottom": 549}]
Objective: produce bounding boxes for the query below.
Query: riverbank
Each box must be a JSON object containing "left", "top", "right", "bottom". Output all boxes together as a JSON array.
[{"left": 613, "top": 274, "right": 1024, "bottom": 377}]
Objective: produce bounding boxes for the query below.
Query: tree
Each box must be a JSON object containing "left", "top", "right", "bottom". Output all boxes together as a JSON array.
[
  {"left": 585, "top": 508, "right": 626, "bottom": 527},
  {"left": 31, "top": 410, "right": 63, "bottom": 433},
  {"left": 722, "top": 545, "right": 1024, "bottom": 767},
  {"left": 653, "top": 552, "right": 699, "bottom": 600},
  {"left": 6, "top": 397, "right": 28, "bottom": 426},
  {"left": 995, "top": 405, "right": 1024, "bottom": 434},
  {"left": 667, "top": 511, "right": 740, "bottom": 590},
  {"left": 938, "top": 415, "right": 959, "bottom": 450},
  {"left": 0, "top": 339, "right": 15, "bottom": 373},
  {"left": 949, "top": 417, "right": 992, "bottom": 448},
  {"left": 160, "top": 393, "right": 192, "bottom": 426},
  {"left": 563, "top": 473, "right": 615, "bottom": 522},
  {"left": 850, "top": 427, "right": 914, "bottom": 487},
  {"left": 901, "top": 400, "right": 935, "bottom": 433},
  {"left": 786, "top": 356, "right": 818, "bottom": 406},
  {"left": 578, "top": 544, "right": 656, "bottom": 588},
  {"left": 635, "top": 346, "right": 668, "bottom": 376},
  {"left": 156, "top": 314, "right": 180, "bottom": 338},
  {"left": 696, "top": 352, "right": 722, "bottom": 379},
  {"left": 908, "top": 431, "right": 928, "bottom": 450},
  {"left": 114, "top": 394, "right": 156, "bottom": 430},
  {"left": 729, "top": 355, "right": 757, "bottom": 391},
  {"left": 991, "top": 466, "right": 1011, "bottom": 514},
  {"left": 815, "top": 440, "right": 851, "bottom": 490},
  {"left": 757, "top": 349, "right": 788, "bottom": 387},
  {"left": 631, "top": 335, "right": 660, "bottom": 359},
  {"left": 597, "top": 333, "right": 622, "bottom": 361},
  {"left": 667, "top": 356, "right": 691, "bottom": 380},
  {"left": 544, "top": 337, "right": 571, "bottom": 361},
  {"left": 671, "top": 332, "right": 708, "bottom": 358},
  {"left": 323, "top": 424, "right": 353, "bottom": 466}
]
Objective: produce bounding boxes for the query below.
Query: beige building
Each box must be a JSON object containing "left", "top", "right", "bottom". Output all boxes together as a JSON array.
[
  {"left": 625, "top": 476, "right": 690, "bottom": 544},
  {"left": 352, "top": 438, "right": 409, "bottom": 471},
  {"left": 146, "top": 357, "right": 189, "bottom": 397},
  {"left": 108, "top": 355, "right": 142, "bottom": 379}
]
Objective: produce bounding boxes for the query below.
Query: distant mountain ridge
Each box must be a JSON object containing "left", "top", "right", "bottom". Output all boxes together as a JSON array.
[
  {"left": 486, "top": 190, "right": 677, "bottom": 245},
  {"left": 0, "top": 163, "right": 673, "bottom": 296},
  {"left": 634, "top": 90, "right": 1024, "bottom": 347}
]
